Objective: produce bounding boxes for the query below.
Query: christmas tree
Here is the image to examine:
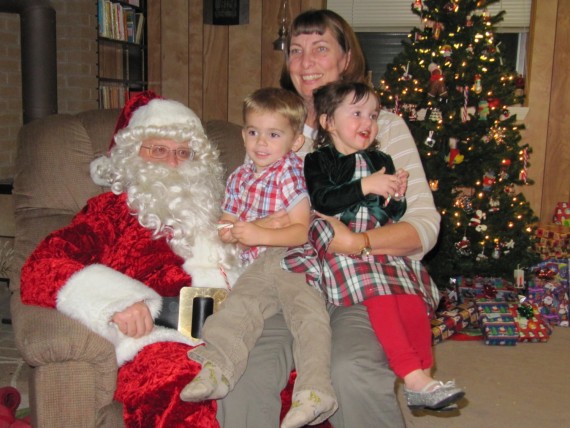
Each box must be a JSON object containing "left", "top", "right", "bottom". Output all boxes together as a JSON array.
[{"left": 377, "top": 0, "right": 539, "bottom": 288}]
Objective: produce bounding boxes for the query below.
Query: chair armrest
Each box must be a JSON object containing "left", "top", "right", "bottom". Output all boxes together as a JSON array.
[{"left": 10, "top": 294, "right": 117, "bottom": 371}]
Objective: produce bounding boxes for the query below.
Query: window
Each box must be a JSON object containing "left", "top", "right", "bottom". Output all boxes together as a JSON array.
[
  {"left": 358, "top": 32, "right": 528, "bottom": 86},
  {"left": 327, "top": 0, "right": 531, "bottom": 84}
]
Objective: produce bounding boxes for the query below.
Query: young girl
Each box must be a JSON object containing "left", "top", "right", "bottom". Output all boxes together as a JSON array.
[{"left": 284, "top": 81, "right": 464, "bottom": 411}]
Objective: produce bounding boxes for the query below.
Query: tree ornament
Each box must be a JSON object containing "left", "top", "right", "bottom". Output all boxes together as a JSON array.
[
  {"left": 482, "top": 170, "right": 496, "bottom": 191},
  {"left": 514, "top": 74, "right": 525, "bottom": 99},
  {"left": 487, "top": 97, "right": 501, "bottom": 110},
  {"left": 429, "top": 179, "right": 439, "bottom": 191},
  {"left": 504, "top": 184, "right": 516, "bottom": 196},
  {"left": 478, "top": 100, "right": 489, "bottom": 120},
  {"left": 429, "top": 108, "right": 443, "bottom": 122},
  {"left": 406, "top": 104, "right": 418, "bottom": 121},
  {"left": 502, "top": 239, "right": 514, "bottom": 255},
  {"left": 455, "top": 236, "right": 471, "bottom": 256},
  {"left": 489, "top": 124, "right": 506, "bottom": 144},
  {"left": 424, "top": 130, "right": 436, "bottom": 147},
  {"left": 412, "top": 0, "right": 423, "bottom": 13},
  {"left": 455, "top": 195, "right": 474, "bottom": 214},
  {"left": 445, "top": 137, "right": 464, "bottom": 167},
  {"left": 488, "top": 197, "right": 500, "bottom": 212},
  {"left": 476, "top": 249, "right": 488, "bottom": 262},
  {"left": 402, "top": 62, "right": 412, "bottom": 81},
  {"left": 427, "top": 63, "right": 447, "bottom": 97},
  {"left": 441, "top": 44, "right": 453, "bottom": 58},
  {"left": 473, "top": 74, "right": 482, "bottom": 94},
  {"left": 492, "top": 244, "right": 501, "bottom": 259},
  {"left": 444, "top": 2, "right": 459, "bottom": 13},
  {"left": 433, "top": 22, "right": 444, "bottom": 40},
  {"left": 519, "top": 148, "right": 529, "bottom": 183},
  {"left": 499, "top": 159, "right": 511, "bottom": 180},
  {"left": 469, "top": 209, "right": 487, "bottom": 231}
]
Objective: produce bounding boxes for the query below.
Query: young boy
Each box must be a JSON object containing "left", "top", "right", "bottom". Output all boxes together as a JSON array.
[{"left": 180, "top": 87, "right": 338, "bottom": 428}]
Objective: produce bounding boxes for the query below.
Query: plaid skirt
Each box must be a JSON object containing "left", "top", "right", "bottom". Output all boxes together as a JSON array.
[{"left": 282, "top": 218, "right": 440, "bottom": 315}]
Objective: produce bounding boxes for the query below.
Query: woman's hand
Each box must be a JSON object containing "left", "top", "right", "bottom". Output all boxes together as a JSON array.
[
  {"left": 111, "top": 301, "right": 154, "bottom": 338},
  {"left": 394, "top": 168, "right": 409, "bottom": 199},
  {"left": 316, "top": 212, "right": 362, "bottom": 255},
  {"left": 254, "top": 209, "right": 291, "bottom": 229}
]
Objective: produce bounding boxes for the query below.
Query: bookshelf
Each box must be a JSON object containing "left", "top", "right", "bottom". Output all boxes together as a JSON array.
[{"left": 97, "top": 0, "right": 147, "bottom": 109}]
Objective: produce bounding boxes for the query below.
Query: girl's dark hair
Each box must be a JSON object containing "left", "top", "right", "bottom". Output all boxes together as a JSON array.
[
  {"left": 279, "top": 9, "right": 367, "bottom": 94},
  {"left": 314, "top": 81, "right": 379, "bottom": 150}
]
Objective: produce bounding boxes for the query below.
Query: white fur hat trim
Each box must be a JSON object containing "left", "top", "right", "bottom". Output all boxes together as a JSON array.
[{"left": 126, "top": 98, "right": 203, "bottom": 131}]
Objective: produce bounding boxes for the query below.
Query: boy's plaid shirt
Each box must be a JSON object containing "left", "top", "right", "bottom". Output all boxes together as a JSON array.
[{"left": 223, "top": 151, "right": 308, "bottom": 266}]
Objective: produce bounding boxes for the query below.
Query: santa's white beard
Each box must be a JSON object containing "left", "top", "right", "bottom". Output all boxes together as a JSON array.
[{"left": 124, "top": 158, "right": 225, "bottom": 261}]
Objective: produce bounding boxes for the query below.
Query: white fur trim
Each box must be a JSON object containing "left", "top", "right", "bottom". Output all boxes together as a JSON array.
[
  {"left": 56, "top": 264, "right": 202, "bottom": 366},
  {"left": 182, "top": 234, "right": 242, "bottom": 288},
  {"left": 90, "top": 156, "right": 112, "bottom": 187},
  {"left": 115, "top": 325, "right": 201, "bottom": 366},
  {"left": 183, "top": 264, "right": 229, "bottom": 288},
  {"left": 127, "top": 99, "right": 202, "bottom": 131}
]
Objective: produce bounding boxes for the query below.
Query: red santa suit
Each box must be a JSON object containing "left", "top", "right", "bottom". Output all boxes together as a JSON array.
[
  {"left": 21, "top": 189, "right": 228, "bottom": 426},
  {"left": 19, "top": 93, "right": 321, "bottom": 428},
  {"left": 20, "top": 93, "right": 234, "bottom": 427}
]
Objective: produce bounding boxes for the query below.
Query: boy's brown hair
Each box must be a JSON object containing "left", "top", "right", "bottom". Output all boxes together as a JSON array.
[{"left": 243, "top": 87, "right": 307, "bottom": 134}]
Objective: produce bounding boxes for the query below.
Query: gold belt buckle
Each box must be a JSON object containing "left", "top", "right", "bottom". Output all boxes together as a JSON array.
[{"left": 178, "top": 286, "right": 229, "bottom": 340}]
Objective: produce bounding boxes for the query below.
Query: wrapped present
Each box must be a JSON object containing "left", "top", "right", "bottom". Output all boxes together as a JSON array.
[
  {"left": 508, "top": 303, "right": 550, "bottom": 342},
  {"left": 526, "top": 259, "right": 570, "bottom": 327},
  {"left": 431, "top": 301, "right": 478, "bottom": 345},
  {"left": 455, "top": 276, "right": 518, "bottom": 303},
  {"left": 534, "top": 223, "right": 570, "bottom": 259},
  {"left": 553, "top": 202, "right": 570, "bottom": 226},
  {"left": 476, "top": 300, "right": 518, "bottom": 345}
]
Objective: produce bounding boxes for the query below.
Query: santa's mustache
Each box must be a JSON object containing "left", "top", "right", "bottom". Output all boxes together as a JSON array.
[{"left": 124, "top": 158, "right": 224, "bottom": 259}]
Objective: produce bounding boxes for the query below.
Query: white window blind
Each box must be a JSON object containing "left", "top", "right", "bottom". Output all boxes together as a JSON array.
[{"left": 327, "top": 0, "right": 531, "bottom": 31}]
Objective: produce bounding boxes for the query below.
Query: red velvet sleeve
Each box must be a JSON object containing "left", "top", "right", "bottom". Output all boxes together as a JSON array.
[{"left": 20, "top": 193, "right": 134, "bottom": 307}]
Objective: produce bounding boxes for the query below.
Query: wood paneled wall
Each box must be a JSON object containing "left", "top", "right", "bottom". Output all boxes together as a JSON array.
[
  {"left": 523, "top": 0, "right": 570, "bottom": 221},
  {"left": 147, "top": 0, "right": 569, "bottom": 223},
  {"left": 148, "top": 0, "right": 324, "bottom": 125}
]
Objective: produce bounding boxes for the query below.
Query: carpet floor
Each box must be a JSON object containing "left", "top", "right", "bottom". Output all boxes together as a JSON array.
[
  {"left": 398, "top": 326, "right": 570, "bottom": 427},
  {"left": 2, "top": 283, "right": 569, "bottom": 427}
]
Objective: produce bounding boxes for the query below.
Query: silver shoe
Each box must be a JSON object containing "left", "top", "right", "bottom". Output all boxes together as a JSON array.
[{"left": 404, "top": 380, "right": 465, "bottom": 410}]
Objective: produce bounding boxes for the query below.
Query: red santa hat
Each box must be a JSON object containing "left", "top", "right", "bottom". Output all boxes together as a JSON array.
[
  {"left": 90, "top": 91, "right": 204, "bottom": 186},
  {"left": 108, "top": 90, "right": 163, "bottom": 151}
]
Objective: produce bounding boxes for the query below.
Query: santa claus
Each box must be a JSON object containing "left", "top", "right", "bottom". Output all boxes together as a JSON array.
[{"left": 20, "top": 92, "right": 243, "bottom": 426}]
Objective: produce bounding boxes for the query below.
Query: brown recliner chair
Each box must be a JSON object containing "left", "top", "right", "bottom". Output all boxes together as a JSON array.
[{"left": 8, "top": 109, "right": 244, "bottom": 427}]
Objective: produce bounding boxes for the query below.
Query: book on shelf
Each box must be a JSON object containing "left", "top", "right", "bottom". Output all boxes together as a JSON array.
[
  {"left": 125, "top": 8, "right": 136, "bottom": 43},
  {"left": 99, "top": 85, "right": 128, "bottom": 109},
  {"left": 135, "top": 13, "right": 144, "bottom": 44},
  {"left": 99, "top": 0, "right": 139, "bottom": 42}
]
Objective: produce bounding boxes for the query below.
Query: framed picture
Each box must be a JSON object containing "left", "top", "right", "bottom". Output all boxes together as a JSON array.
[{"left": 204, "top": 0, "right": 249, "bottom": 26}]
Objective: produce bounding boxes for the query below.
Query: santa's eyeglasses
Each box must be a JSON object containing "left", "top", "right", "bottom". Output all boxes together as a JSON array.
[{"left": 140, "top": 144, "right": 195, "bottom": 161}]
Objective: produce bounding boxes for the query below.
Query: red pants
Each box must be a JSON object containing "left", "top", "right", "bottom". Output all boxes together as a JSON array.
[{"left": 363, "top": 294, "right": 433, "bottom": 379}]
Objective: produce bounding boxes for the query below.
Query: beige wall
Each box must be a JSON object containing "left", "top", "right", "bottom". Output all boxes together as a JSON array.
[
  {"left": 148, "top": 0, "right": 325, "bottom": 125},
  {"left": 148, "top": 0, "right": 567, "bottom": 222},
  {"left": 522, "top": 0, "right": 570, "bottom": 221},
  {"left": 0, "top": 0, "right": 98, "bottom": 182},
  {"left": 0, "top": 0, "right": 568, "bottom": 227},
  {"left": 0, "top": 0, "right": 99, "bottom": 240}
]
